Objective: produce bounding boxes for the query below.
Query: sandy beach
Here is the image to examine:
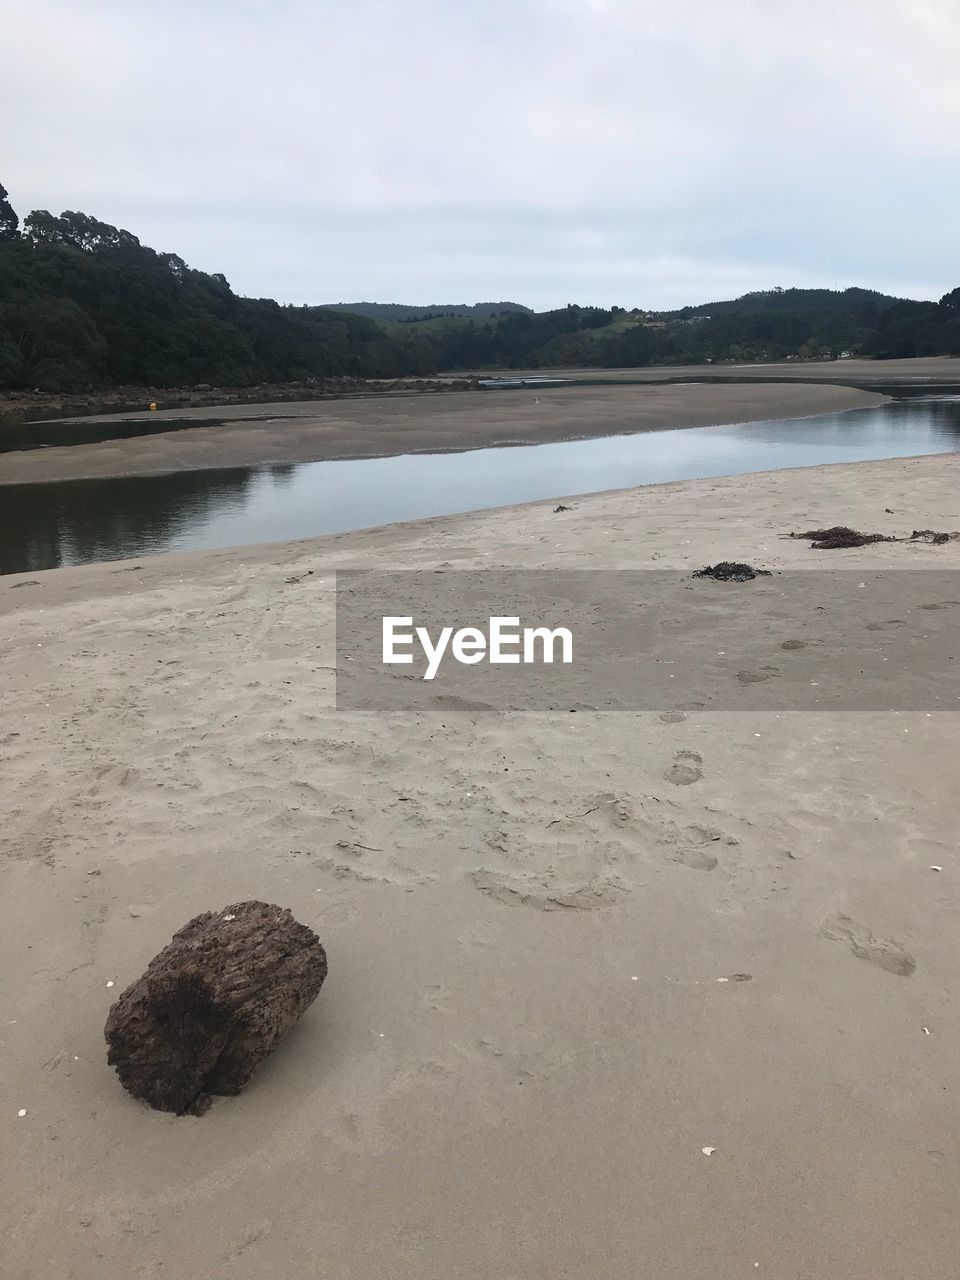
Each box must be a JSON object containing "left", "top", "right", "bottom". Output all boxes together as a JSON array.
[
  {"left": 0, "top": 381, "right": 889, "bottom": 485},
  {"left": 3, "top": 443, "right": 960, "bottom": 1278}
]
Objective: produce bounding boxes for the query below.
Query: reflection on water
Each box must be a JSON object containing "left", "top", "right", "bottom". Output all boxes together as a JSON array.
[
  {"left": 2, "top": 394, "right": 960, "bottom": 575},
  {"left": 0, "top": 468, "right": 257, "bottom": 574},
  {"left": 0, "top": 415, "right": 235, "bottom": 454}
]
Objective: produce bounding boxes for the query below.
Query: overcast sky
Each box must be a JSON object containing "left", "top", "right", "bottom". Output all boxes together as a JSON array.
[{"left": 3, "top": 0, "right": 958, "bottom": 310}]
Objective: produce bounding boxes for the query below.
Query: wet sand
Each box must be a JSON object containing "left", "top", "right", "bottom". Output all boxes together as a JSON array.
[
  {"left": 0, "top": 381, "right": 889, "bottom": 485},
  {"left": 3, "top": 451, "right": 960, "bottom": 1278}
]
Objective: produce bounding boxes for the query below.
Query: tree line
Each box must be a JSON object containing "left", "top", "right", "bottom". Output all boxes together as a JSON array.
[
  {"left": 321, "top": 301, "right": 532, "bottom": 321},
  {"left": 1, "top": 181, "right": 958, "bottom": 394},
  {"left": 404, "top": 289, "right": 960, "bottom": 370},
  {"left": 0, "top": 186, "right": 435, "bottom": 392}
]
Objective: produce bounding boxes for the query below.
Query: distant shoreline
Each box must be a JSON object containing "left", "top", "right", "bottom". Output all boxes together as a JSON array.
[
  {"left": 3, "top": 353, "right": 957, "bottom": 435},
  {"left": 0, "top": 375, "right": 477, "bottom": 431},
  {"left": 0, "top": 380, "right": 890, "bottom": 487}
]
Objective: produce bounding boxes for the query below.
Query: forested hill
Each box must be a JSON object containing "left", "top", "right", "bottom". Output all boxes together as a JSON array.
[
  {"left": 383, "top": 289, "right": 960, "bottom": 371},
  {"left": 1, "top": 182, "right": 958, "bottom": 394},
  {"left": 322, "top": 301, "right": 532, "bottom": 321},
  {"left": 668, "top": 287, "right": 902, "bottom": 322},
  {"left": 0, "top": 193, "right": 438, "bottom": 392}
]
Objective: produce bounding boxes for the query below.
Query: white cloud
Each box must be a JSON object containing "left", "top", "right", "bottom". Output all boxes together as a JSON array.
[{"left": 1, "top": 0, "right": 956, "bottom": 308}]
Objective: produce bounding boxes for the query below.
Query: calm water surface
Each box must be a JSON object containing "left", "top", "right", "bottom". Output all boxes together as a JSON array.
[{"left": 3, "top": 394, "right": 959, "bottom": 575}]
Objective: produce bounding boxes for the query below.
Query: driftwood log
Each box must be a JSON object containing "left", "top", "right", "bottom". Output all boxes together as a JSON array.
[{"left": 104, "top": 900, "right": 327, "bottom": 1114}]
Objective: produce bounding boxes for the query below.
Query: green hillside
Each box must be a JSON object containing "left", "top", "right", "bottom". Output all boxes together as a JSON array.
[
  {"left": 321, "top": 301, "right": 532, "bottom": 321},
  {"left": 0, "top": 193, "right": 436, "bottom": 392},
  {"left": 382, "top": 291, "right": 960, "bottom": 369},
  {"left": 1, "top": 179, "right": 958, "bottom": 393}
]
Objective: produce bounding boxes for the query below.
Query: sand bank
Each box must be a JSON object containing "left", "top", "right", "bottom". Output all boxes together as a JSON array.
[
  {"left": 495, "top": 353, "right": 960, "bottom": 385},
  {"left": 3, "top": 452, "right": 960, "bottom": 1279},
  {"left": 0, "top": 380, "right": 889, "bottom": 485}
]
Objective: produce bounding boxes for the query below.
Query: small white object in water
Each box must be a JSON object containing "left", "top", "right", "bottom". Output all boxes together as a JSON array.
[
  {"left": 105, "top": 981, "right": 114, "bottom": 989},
  {"left": 716, "top": 977, "right": 729, "bottom": 983},
  {"left": 701, "top": 1146, "right": 716, "bottom": 1156},
  {"left": 923, "top": 1026, "right": 931, "bottom": 1035},
  {"left": 931, "top": 865, "right": 943, "bottom": 873},
  {"left": 630, "top": 975, "right": 638, "bottom": 981},
  {"left": 17, "top": 1109, "right": 27, "bottom": 1118}
]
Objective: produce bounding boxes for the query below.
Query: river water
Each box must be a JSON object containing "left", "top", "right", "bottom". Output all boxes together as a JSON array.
[{"left": 2, "top": 392, "right": 959, "bottom": 575}]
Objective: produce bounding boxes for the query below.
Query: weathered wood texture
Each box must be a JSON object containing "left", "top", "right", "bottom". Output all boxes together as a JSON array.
[{"left": 104, "top": 900, "right": 327, "bottom": 1114}]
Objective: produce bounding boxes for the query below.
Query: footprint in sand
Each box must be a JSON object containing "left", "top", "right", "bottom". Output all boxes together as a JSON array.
[
  {"left": 470, "top": 867, "right": 627, "bottom": 911},
  {"left": 736, "top": 666, "right": 780, "bottom": 684},
  {"left": 781, "top": 639, "right": 809, "bottom": 651},
  {"left": 906, "top": 836, "right": 950, "bottom": 861},
  {"left": 671, "top": 823, "right": 724, "bottom": 870},
  {"left": 672, "top": 848, "right": 718, "bottom": 871},
  {"left": 819, "top": 914, "right": 916, "bottom": 977},
  {"left": 659, "top": 710, "right": 688, "bottom": 724},
  {"left": 865, "top": 619, "right": 906, "bottom": 632},
  {"left": 665, "top": 750, "right": 703, "bottom": 785}
]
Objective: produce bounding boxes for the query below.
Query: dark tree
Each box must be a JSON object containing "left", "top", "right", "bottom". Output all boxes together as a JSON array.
[
  {"left": 0, "top": 182, "right": 18, "bottom": 239},
  {"left": 104, "top": 900, "right": 328, "bottom": 1114},
  {"left": 0, "top": 207, "right": 441, "bottom": 390}
]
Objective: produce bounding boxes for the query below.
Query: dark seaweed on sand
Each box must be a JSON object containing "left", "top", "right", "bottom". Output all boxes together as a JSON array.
[
  {"left": 910, "top": 529, "right": 959, "bottom": 545},
  {"left": 790, "top": 526, "right": 893, "bottom": 549},
  {"left": 693, "top": 562, "right": 771, "bottom": 582},
  {"left": 790, "top": 526, "right": 960, "bottom": 549}
]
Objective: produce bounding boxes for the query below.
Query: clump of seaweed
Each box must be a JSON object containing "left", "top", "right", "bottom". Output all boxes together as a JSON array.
[
  {"left": 693, "top": 562, "right": 771, "bottom": 582},
  {"left": 910, "top": 529, "right": 960, "bottom": 545},
  {"left": 789, "top": 525, "right": 960, "bottom": 549},
  {"left": 790, "top": 526, "right": 893, "bottom": 549}
]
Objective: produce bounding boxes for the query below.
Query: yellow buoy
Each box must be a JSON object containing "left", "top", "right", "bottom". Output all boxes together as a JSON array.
[{"left": 149, "top": 402, "right": 157, "bottom": 411}]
